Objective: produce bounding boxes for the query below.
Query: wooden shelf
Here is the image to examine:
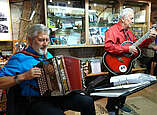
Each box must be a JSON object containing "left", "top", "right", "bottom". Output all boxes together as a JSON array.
[
  {"left": 132, "top": 67, "right": 146, "bottom": 72},
  {"left": 48, "top": 44, "right": 104, "bottom": 49},
  {"left": 87, "top": 72, "right": 108, "bottom": 77}
]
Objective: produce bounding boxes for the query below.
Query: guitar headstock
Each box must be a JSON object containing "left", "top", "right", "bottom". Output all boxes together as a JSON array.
[{"left": 152, "top": 24, "right": 157, "bottom": 30}]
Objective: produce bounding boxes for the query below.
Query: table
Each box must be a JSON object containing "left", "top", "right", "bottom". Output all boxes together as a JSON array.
[
  {"left": 90, "top": 80, "right": 157, "bottom": 97},
  {"left": 89, "top": 73, "right": 157, "bottom": 114}
]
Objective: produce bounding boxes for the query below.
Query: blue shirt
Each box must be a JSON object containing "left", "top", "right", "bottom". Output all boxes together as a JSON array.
[{"left": 0, "top": 46, "right": 53, "bottom": 96}]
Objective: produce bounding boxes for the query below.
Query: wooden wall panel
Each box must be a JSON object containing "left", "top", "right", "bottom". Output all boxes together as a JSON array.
[{"left": 10, "top": 2, "right": 23, "bottom": 40}]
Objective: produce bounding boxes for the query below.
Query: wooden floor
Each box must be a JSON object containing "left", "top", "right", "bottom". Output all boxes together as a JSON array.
[{"left": 65, "top": 98, "right": 108, "bottom": 115}]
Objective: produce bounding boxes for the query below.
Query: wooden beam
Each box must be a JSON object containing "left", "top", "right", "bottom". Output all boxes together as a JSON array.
[
  {"left": 85, "top": 0, "right": 89, "bottom": 44},
  {"left": 18, "top": 1, "right": 32, "bottom": 41}
]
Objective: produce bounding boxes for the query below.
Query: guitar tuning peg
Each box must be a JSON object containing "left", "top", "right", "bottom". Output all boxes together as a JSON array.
[{"left": 152, "top": 24, "right": 157, "bottom": 29}]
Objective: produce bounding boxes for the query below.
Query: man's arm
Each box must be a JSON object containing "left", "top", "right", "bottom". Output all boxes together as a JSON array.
[
  {"left": 0, "top": 67, "right": 41, "bottom": 89},
  {"left": 104, "top": 29, "right": 131, "bottom": 54}
]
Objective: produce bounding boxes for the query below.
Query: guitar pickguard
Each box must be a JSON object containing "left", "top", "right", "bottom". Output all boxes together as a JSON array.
[{"left": 119, "top": 65, "right": 127, "bottom": 72}]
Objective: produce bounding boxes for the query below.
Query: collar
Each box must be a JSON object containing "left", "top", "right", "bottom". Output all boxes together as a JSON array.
[{"left": 117, "top": 22, "right": 128, "bottom": 32}]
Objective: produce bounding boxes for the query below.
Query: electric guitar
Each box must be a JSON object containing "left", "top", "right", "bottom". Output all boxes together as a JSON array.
[{"left": 103, "top": 24, "right": 157, "bottom": 75}]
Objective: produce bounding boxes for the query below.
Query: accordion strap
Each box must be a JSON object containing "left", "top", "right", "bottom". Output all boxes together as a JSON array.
[{"left": 15, "top": 50, "right": 45, "bottom": 59}]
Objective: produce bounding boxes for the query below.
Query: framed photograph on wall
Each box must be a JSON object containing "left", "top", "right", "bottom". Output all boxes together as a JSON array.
[
  {"left": 13, "top": 40, "right": 28, "bottom": 54},
  {"left": 0, "top": 0, "right": 12, "bottom": 41}
]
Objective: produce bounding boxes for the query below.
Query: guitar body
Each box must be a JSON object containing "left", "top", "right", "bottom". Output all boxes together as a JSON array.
[{"left": 103, "top": 41, "right": 141, "bottom": 75}]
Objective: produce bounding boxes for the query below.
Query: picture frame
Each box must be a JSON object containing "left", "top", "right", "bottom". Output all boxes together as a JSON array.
[
  {"left": 13, "top": 40, "right": 28, "bottom": 54},
  {"left": 0, "top": 0, "right": 12, "bottom": 41}
]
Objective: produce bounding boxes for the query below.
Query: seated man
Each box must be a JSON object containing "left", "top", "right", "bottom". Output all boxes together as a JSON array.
[{"left": 0, "top": 24, "right": 96, "bottom": 115}]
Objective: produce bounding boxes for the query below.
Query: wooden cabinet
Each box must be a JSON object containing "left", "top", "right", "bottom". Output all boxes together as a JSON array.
[
  {"left": 45, "top": 0, "right": 151, "bottom": 50},
  {"left": 45, "top": 0, "right": 86, "bottom": 47}
]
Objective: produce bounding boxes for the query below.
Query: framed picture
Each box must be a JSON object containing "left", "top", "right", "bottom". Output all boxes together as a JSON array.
[
  {"left": 13, "top": 40, "right": 28, "bottom": 54},
  {"left": 0, "top": 0, "right": 12, "bottom": 41}
]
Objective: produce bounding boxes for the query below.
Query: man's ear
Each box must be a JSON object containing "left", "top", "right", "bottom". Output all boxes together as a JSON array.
[
  {"left": 121, "top": 17, "right": 125, "bottom": 22},
  {"left": 119, "top": 18, "right": 124, "bottom": 23}
]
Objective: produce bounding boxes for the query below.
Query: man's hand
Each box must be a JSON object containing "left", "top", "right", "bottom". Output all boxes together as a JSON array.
[
  {"left": 129, "top": 46, "right": 138, "bottom": 54},
  {"left": 152, "top": 45, "right": 157, "bottom": 50},
  {"left": 149, "top": 29, "right": 157, "bottom": 40},
  {"left": 19, "top": 67, "right": 42, "bottom": 81}
]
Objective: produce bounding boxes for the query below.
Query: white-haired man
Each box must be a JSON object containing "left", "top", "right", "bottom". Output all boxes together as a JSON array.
[{"left": 104, "top": 8, "right": 157, "bottom": 115}]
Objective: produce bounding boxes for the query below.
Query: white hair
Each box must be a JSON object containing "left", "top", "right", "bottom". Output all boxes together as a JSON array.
[
  {"left": 119, "top": 8, "right": 134, "bottom": 20},
  {"left": 27, "top": 24, "right": 49, "bottom": 40}
]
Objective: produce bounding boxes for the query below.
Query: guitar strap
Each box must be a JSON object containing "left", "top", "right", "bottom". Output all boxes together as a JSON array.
[
  {"left": 127, "top": 32, "right": 132, "bottom": 42},
  {"left": 15, "top": 50, "right": 42, "bottom": 58},
  {"left": 123, "top": 30, "right": 132, "bottom": 42}
]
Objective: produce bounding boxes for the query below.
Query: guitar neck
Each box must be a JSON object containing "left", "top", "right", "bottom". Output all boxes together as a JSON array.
[{"left": 132, "top": 30, "right": 150, "bottom": 47}]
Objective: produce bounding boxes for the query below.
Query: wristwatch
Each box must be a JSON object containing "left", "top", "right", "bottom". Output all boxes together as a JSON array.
[{"left": 14, "top": 75, "right": 21, "bottom": 84}]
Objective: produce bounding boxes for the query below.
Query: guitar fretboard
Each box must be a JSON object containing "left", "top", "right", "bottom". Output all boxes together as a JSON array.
[
  {"left": 132, "top": 30, "right": 150, "bottom": 47},
  {"left": 132, "top": 24, "right": 156, "bottom": 47}
]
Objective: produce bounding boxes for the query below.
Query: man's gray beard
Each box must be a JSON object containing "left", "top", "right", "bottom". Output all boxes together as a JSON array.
[{"left": 37, "top": 48, "right": 47, "bottom": 55}]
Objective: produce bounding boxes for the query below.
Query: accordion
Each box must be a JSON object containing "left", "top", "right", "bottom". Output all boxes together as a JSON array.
[{"left": 36, "top": 55, "right": 85, "bottom": 96}]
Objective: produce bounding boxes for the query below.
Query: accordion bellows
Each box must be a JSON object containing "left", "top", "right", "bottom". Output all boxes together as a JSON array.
[{"left": 36, "top": 55, "right": 84, "bottom": 96}]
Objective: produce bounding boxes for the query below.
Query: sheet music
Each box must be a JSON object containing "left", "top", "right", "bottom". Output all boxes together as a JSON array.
[
  {"left": 90, "top": 81, "right": 151, "bottom": 97},
  {"left": 110, "top": 73, "right": 156, "bottom": 86},
  {"left": 94, "top": 81, "right": 150, "bottom": 91}
]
